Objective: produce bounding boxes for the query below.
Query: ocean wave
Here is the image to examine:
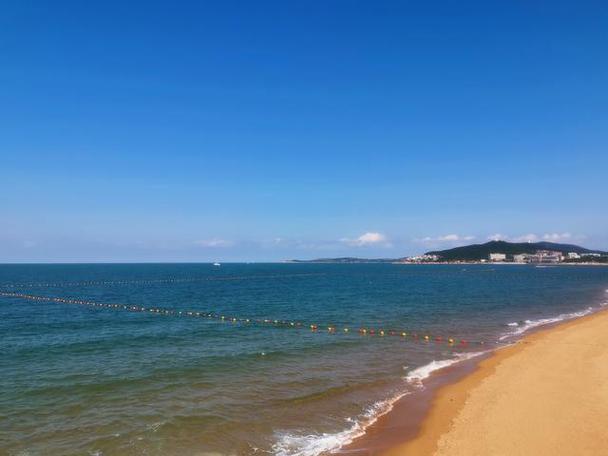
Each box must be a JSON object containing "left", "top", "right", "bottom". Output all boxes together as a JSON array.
[
  {"left": 404, "top": 351, "right": 486, "bottom": 386},
  {"left": 271, "top": 391, "right": 408, "bottom": 456},
  {"left": 500, "top": 306, "right": 595, "bottom": 341},
  {"left": 273, "top": 296, "right": 608, "bottom": 455},
  {"left": 272, "top": 350, "right": 487, "bottom": 456},
  {"left": 272, "top": 426, "right": 358, "bottom": 456}
]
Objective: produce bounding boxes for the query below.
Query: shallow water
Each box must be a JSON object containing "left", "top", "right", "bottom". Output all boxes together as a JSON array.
[{"left": 1, "top": 263, "right": 607, "bottom": 455}]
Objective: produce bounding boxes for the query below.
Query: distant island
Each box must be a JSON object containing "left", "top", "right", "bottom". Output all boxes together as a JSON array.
[
  {"left": 289, "top": 241, "right": 608, "bottom": 264},
  {"left": 289, "top": 257, "right": 397, "bottom": 264}
]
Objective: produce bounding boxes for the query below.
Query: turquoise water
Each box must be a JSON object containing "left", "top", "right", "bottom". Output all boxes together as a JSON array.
[{"left": 2, "top": 264, "right": 607, "bottom": 455}]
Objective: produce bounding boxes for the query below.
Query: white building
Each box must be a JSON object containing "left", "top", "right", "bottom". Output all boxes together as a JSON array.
[
  {"left": 403, "top": 254, "right": 439, "bottom": 263},
  {"left": 513, "top": 254, "right": 528, "bottom": 263},
  {"left": 528, "top": 251, "right": 563, "bottom": 263},
  {"left": 567, "top": 252, "right": 581, "bottom": 259},
  {"left": 489, "top": 253, "right": 506, "bottom": 262}
]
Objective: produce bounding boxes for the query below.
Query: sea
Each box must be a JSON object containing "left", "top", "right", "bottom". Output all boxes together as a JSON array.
[{"left": 2, "top": 263, "right": 607, "bottom": 456}]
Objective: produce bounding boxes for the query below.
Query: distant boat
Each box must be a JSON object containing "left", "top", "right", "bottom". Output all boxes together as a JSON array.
[{"left": 213, "top": 262, "right": 221, "bottom": 267}]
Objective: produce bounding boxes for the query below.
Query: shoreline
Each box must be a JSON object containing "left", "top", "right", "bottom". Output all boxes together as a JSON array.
[
  {"left": 385, "top": 305, "right": 608, "bottom": 455},
  {"left": 395, "top": 262, "right": 608, "bottom": 266},
  {"left": 340, "top": 298, "right": 608, "bottom": 455},
  {"left": 338, "top": 351, "right": 492, "bottom": 455}
]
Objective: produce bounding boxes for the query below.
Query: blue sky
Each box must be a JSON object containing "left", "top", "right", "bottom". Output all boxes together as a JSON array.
[{"left": 1, "top": 1, "right": 607, "bottom": 262}]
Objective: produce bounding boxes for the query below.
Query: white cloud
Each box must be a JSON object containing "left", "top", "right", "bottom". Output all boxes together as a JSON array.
[
  {"left": 341, "top": 232, "right": 391, "bottom": 247},
  {"left": 542, "top": 232, "right": 571, "bottom": 242},
  {"left": 511, "top": 233, "right": 539, "bottom": 243},
  {"left": 416, "top": 234, "right": 475, "bottom": 244},
  {"left": 487, "top": 233, "right": 507, "bottom": 241},
  {"left": 194, "top": 238, "right": 235, "bottom": 248},
  {"left": 487, "top": 233, "right": 538, "bottom": 242},
  {"left": 487, "top": 232, "right": 578, "bottom": 243}
]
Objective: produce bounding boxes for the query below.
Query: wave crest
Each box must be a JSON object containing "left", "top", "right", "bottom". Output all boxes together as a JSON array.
[
  {"left": 272, "top": 392, "right": 408, "bottom": 456},
  {"left": 499, "top": 307, "right": 595, "bottom": 341},
  {"left": 404, "top": 352, "right": 486, "bottom": 386}
]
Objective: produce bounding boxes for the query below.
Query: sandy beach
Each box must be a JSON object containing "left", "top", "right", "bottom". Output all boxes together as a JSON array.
[{"left": 383, "top": 307, "right": 608, "bottom": 456}]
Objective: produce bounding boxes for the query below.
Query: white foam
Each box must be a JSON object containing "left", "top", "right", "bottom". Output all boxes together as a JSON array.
[
  {"left": 272, "top": 392, "right": 408, "bottom": 456},
  {"left": 146, "top": 421, "right": 164, "bottom": 432},
  {"left": 272, "top": 293, "right": 608, "bottom": 456},
  {"left": 404, "top": 351, "right": 486, "bottom": 385},
  {"left": 272, "top": 427, "right": 357, "bottom": 456},
  {"left": 273, "top": 351, "right": 486, "bottom": 456},
  {"left": 499, "top": 307, "right": 595, "bottom": 341}
]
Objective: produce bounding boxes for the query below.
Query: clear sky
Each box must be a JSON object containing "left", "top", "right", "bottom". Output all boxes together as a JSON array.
[{"left": 1, "top": 1, "right": 607, "bottom": 262}]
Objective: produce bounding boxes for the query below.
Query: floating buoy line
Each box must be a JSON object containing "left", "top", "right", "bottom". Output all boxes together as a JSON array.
[
  {"left": 0, "top": 291, "right": 484, "bottom": 347},
  {"left": 1, "top": 272, "right": 327, "bottom": 289}
]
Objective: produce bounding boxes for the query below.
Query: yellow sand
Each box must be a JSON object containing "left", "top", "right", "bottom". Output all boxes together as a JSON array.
[{"left": 384, "top": 309, "right": 608, "bottom": 456}]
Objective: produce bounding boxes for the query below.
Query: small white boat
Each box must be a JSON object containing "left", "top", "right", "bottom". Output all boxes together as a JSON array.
[{"left": 213, "top": 262, "right": 221, "bottom": 267}]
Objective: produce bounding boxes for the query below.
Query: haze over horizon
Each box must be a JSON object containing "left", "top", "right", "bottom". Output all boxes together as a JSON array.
[{"left": 2, "top": 1, "right": 607, "bottom": 263}]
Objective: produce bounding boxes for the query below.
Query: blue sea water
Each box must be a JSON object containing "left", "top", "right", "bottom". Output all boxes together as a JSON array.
[{"left": 1, "top": 263, "right": 607, "bottom": 456}]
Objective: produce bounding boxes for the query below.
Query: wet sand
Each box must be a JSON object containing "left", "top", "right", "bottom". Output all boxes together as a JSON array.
[{"left": 380, "top": 308, "right": 608, "bottom": 456}]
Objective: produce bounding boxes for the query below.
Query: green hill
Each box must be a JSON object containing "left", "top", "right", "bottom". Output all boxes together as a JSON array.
[
  {"left": 290, "top": 241, "right": 607, "bottom": 263},
  {"left": 288, "top": 257, "right": 393, "bottom": 263},
  {"left": 426, "top": 240, "right": 606, "bottom": 261}
]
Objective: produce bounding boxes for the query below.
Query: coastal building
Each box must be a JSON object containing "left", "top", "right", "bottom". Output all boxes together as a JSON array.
[
  {"left": 513, "top": 254, "right": 528, "bottom": 263},
  {"left": 489, "top": 253, "right": 506, "bottom": 262},
  {"left": 510, "top": 251, "right": 564, "bottom": 263},
  {"left": 527, "top": 251, "right": 563, "bottom": 263},
  {"left": 567, "top": 252, "right": 581, "bottom": 259},
  {"left": 404, "top": 254, "right": 439, "bottom": 263},
  {"left": 543, "top": 251, "right": 563, "bottom": 263}
]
